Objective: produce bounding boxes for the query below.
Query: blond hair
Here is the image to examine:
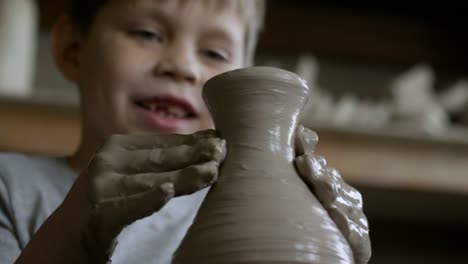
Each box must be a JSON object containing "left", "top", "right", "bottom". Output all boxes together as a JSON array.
[
  {"left": 224, "top": 0, "right": 266, "bottom": 66},
  {"left": 243, "top": 0, "right": 266, "bottom": 66}
]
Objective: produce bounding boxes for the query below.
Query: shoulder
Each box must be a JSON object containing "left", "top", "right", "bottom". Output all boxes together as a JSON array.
[
  {"left": 0, "top": 152, "right": 76, "bottom": 221},
  {"left": 0, "top": 153, "right": 76, "bottom": 248},
  {"left": 0, "top": 152, "right": 46, "bottom": 171},
  {"left": 0, "top": 153, "right": 40, "bottom": 183},
  {"left": 0, "top": 152, "right": 75, "bottom": 193}
]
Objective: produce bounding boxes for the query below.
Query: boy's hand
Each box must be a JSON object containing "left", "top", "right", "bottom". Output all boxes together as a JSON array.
[
  {"left": 294, "top": 125, "right": 372, "bottom": 264},
  {"left": 81, "top": 129, "right": 226, "bottom": 262}
]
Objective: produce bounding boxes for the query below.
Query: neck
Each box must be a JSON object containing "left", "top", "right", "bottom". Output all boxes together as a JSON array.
[{"left": 66, "top": 128, "right": 102, "bottom": 175}]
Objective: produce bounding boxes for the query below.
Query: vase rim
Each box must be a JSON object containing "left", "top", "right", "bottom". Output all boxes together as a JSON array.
[{"left": 204, "top": 66, "right": 309, "bottom": 94}]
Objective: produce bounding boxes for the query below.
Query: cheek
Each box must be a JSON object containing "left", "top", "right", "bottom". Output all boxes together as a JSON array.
[
  {"left": 195, "top": 114, "right": 215, "bottom": 132},
  {"left": 101, "top": 42, "right": 149, "bottom": 86},
  {"left": 83, "top": 39, "right": 154, "bottom": 98}
]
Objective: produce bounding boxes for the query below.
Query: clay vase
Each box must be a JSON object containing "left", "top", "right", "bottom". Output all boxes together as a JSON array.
[{"left": 173, "top": 67, "right": 353, "bottom": 263}]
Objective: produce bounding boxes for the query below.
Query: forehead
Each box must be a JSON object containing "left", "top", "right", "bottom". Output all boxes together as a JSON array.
[
  {"left": 151, "top": 0, "right": 247, "bottom": 14},
  {"left": 122, "top": 0, "right": 249, "bottom": 20}
]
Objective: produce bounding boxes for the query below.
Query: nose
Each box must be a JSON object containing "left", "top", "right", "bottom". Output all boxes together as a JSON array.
[{"left": 154, "top": 42, "right": 201, "bottom": 85}]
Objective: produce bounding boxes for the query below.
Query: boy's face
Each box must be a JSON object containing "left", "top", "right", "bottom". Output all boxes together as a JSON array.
[{"left": 73, "top": 0, "right": 245, "bottom": 139}]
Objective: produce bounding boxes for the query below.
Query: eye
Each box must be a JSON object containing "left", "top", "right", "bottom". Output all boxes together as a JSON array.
[
  {"left": 203, "top": 49, "right": 229, "bottom": 62},
  {"left": 129, "top": 29, "right": 164, "bottom": 42}
]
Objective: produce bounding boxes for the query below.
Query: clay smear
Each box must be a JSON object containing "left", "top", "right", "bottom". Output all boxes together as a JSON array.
[
  {"left": 173, "top": 67, "right": 354, "bottom": 263},
  {"left": 295, "top": 126, "right": 371, "bottom": 263}
]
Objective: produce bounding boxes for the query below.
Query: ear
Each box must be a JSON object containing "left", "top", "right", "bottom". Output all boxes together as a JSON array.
[{"left": 51, "top": 15, "right": 83, "bottom": 84}]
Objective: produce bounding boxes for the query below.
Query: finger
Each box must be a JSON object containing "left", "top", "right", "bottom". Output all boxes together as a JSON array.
[
  {"left": 88, "top": 182, "right": 175, "bottom": 244},
  {"left": 295, "top": 154, "right": 338, "bottom": 207},
  {"left": 113, "top": 137, "right": 226, "bottom": 173},
  {"left": 89, "top": 160, "right": 219, "bottom": 242},
  {"left": 295, "top": 154, "right": 371, "bottom": 263},
  {"left": 295, "top": 153, "right": 327, "bottom": 184},
  {"left": 327, "top": 205, "right": 372, "bottom": 264},
  {"left": 326, "top": 168, "right": 363, "bottom": 209},
  {"left": 295, "top": 125, "right": 319, "bottom": 156},
  {"left": 103, "top": 129, "right": 218, "bottom": 151},
  {"left": 121, "top": 161, "right": 219, "bottom": 196}
]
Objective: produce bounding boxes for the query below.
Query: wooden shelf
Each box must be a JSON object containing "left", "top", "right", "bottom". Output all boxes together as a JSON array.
[
  {"left": 0, "top": 98, "right": 80, "bottom": 155},
  {"left": 308, "top": 121, "right": 468, "bottom": 193}
]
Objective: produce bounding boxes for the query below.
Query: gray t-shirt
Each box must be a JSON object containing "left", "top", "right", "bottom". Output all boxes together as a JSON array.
[{"left": 0, "top": 153, "right": 207, "bottom": 263}]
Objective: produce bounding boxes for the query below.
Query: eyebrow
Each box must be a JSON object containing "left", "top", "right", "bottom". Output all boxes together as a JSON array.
[
  {"left": 125, "top": 1, "right": 243, "bottom": 46},
  {"left": 124, "top": 1, "right": 174, "bottom": 27},
  {"left": 139, "top": 7, "right": 174, "bottom": 29},
  {"left": 202, "top": 26, "right": 240, "bottom": 47}
]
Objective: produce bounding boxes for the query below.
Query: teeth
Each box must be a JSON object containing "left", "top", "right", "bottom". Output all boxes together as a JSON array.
[
  {"left": 148, "top": 103, "right": 157, "bottom": 112},
  {"left": 156, "top": 110, "right": 167, "bottom": 118},
  {"left": 139, "top": 101, "right": 191, "bottom": 119},
  {"left": 168, "top": 106, "right": 187, "bottom": 118}
]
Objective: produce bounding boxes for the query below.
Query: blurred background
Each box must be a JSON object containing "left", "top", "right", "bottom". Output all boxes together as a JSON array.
[{"left": 1, "top": 0, "right": 468, "bottom": 263}]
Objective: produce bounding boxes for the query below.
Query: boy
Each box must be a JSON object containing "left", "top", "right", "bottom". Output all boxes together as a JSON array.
[{"left": 0, "top": 0, "right": 370, "bottom": 263}]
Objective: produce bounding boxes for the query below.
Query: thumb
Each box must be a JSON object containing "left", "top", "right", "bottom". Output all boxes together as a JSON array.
[{"left": 295, "top": 125, "right": 319, "bottom": 156}]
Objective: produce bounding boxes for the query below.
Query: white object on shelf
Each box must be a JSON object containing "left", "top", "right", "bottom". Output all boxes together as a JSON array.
[
  {"left": 332, "top": 94, "right": 358, "bottom": 126},
  {"left": 421, "top": 103, "right": 449, "bottom": 134},
  {"left": 0, "top": 0, "right": 38, "bottom": 97},
  {"left": 354, "top": 100, "right": 376, "bottom": 127},
  {"left": 389, "top": 63, "right": 450, "bottom": 133},
  {"left": 372, "top": 101, "right": 392, "bottom": 128},
  {"left": 390, "top": 63, "right": 436, "bottom": 117},
  {"left": 439, "top": 79, "right": 468, "bottom": 113}
]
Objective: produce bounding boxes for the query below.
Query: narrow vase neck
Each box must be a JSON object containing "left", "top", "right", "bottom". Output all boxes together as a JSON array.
[{"left": 203, "top": 67, "right": 310, "bottom": 162}]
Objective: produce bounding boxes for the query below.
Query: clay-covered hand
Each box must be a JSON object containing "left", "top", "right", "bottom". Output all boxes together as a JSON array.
[
  {"left": 294, "top": 125, "right": 371, "bottom": 264},
  {"left": 81, "top": 129, "right": 226, "bottom": 262}
]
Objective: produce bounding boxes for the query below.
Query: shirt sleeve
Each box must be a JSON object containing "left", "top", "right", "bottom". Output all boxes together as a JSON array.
[{"left": 0, "top": 172, "right": 21, "bottom": 264}]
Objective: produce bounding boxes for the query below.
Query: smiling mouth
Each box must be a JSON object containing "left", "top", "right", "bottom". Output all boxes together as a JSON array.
[{"left": 135, "top": 95, "right": 198, "bottom": 119}]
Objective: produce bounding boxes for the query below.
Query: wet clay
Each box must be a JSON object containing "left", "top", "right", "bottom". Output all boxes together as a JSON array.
[
  {"left": 82, "top": 131, "right": 226, "bottom": 263},
  {"left": 173, "top": 67, "right": 354, "bottom": 263},
  {"left": 295, "top": 126, "right": 371, "bottom": 263}
]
